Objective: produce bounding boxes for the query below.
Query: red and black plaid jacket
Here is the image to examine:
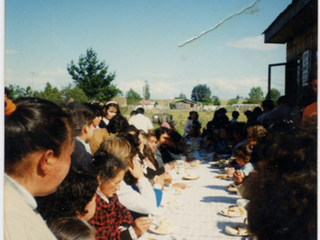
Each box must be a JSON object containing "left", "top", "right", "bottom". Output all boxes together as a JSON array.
[{"left": 89, "top": 194, "right": 133, "bottom": 240}]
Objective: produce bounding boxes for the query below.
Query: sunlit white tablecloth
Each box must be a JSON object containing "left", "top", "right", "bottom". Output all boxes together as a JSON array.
[{"left": 139, "top": 160, "right": 250, "bottom": 240}]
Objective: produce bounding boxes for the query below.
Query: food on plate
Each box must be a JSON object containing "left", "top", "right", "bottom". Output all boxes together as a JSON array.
[
  {"left": 155, "top": 218, "right": 172, "bottom": 233},
  {"left": 174, "top": 188, "right": 183, "bottom": 194},
  {"left": 227, "top": 184, "right": 237, "bottom": 192},
  {"left": 225, "top": 225, "right": 249, "bottom": 236},
  {"left": 183, "top": 174, "right": 199, "bottom": 180},
  {"left": 221, "top": 206, "right": 246, "bottom": 216},
  {"left": 215, "top": 174, "right": 230, "bottom": 179}
]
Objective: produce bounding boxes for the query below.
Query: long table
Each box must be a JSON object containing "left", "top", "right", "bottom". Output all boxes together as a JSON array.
[{"left": 140, "top": 149, "right": 251, "bottom": 240}]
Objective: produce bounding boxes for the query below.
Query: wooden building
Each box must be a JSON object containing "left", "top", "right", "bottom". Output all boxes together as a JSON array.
[
  {"left": 263, "top": 0, "right": 317, "bottom": 105},
  {"left": 174, "top": 99, "right": 197, "bottom": 109}
]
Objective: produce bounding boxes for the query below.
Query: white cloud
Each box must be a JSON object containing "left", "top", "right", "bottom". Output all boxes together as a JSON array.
[{"left": 226, "top": 36, "right": 280, "bottom": 51}]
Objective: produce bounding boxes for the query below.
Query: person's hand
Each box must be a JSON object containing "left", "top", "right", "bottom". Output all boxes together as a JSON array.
[
  {"left": 153, "top": 175, "right": 165, "bottom": 187},
  {"left": 132, "top": 217, "right": 152, "bottom": 236},
  {"left": 145, "top": 158, "right": 156, "bottom": 171},
  {"left": 160, "top": 173, "right": 172, "bottom": 181},
  {"left": 226, "top": 167, "right": 235, "bottom": 175},
  {"left": 172, "top": 182, "right": 186, "bottom": 189},
  {"left": 128, "top": 158, "right": 145, "bottom": 179},
  {"left": 233, "top": 170, "right": 245, "bottom": 184}
]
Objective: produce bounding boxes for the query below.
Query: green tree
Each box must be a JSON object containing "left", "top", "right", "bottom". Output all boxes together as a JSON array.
[
  {"left": 175, "top": 92, "right": 187, "bottom": 99},
  {"left": 247, "top": 87, "right": 264, "bottom": 103},
  {"left": 126, "top": 89, "right": 142, "bottom": 105},
  {"left": 213, "top": 97, "right": 221, "bottom": 106},
  {"left": 228, "top": 97, "right": 239, "bottom": 105},
  {"left": 7, "top": 84, "right": 35, "bottom": 99},
  {"left": 266, "top": 88, "right": 281, "bottom": 101},
  {"left": 202, "top": 97, "right": 212, "bottom": 105},
  {"left": 144, "top": 83, "right": 150, "bottom": 100},
  {"left": 61, "top": 84, "right": 89, "bottom": 103},
  {"left": 33, "top": 82, "right": 63, "bottom": 102},
  {"left": 191, "top": 84, "right": 211, "bottom": 102},
  {"left": 67, "top": 48, "right": 121, "bottom": 101}
]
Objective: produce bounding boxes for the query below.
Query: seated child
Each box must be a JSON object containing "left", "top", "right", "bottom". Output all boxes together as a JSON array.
[{"left": 71, "top": 104, "right": 95, "bottom": 170}]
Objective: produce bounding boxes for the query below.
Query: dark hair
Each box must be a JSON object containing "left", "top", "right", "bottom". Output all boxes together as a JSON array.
[
  {"left": 72, "top": 104, "right": 95, "bottom": 136},
  {"left": 232, "top": 111, "right": 240, "bottom": 119},
  {"left": 154, "top": 126, "right": 172, "bottom": 140},
  {"left": 130, "top": 110, "right": 137, "bottom": 116},
  {"left": 5, "top": 87, "right": 10, "bottom": 98},
  {"left": 262, "top": 100, "right": 274, "bottom": 111},
  {"left": 169, "top": 131, "right": 182, "bottom": 143},
  {"left": 233, "top": 143, "right": 252, "bottom": 160},
  {"left": 248, "top": 129, "right": 317, "bottom": 240},
  {"left": 136, "top": 107, "right": 145, "bottom": 114},
  {"left": 48, "top": 217, "right": 95, "bottom": 240},
  {"left": 92, "top": 151, "right": 126, "bottom": 182},
  {"left": 107, "top": 114, "right": 129, "bottom": 134},
  {"left": 5, "top": 97, "right": 73, "bottom": 175},
  {"left": 192, "top": 120, "right": 201, "bottom": 128},
  {"left": 50, "top": 168, "right": 98, "bottom": 221},
  {"left": 119, "top": 125, "right": 139, "bottom": 137},
  {"left": 104, "top": 102, "right": 121, "bottom": 116},
  {"left": 188, "top": 111, "right": 199, "bottom": 120},
  {"left": 117, "top": 132, "right": 140, "bottom": 160},
  {"left": 277, "top": 95, "right": 289, "bottom": 106}
]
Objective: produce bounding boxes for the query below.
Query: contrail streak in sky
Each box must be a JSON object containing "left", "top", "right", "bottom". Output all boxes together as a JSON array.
[{"left": 178, "top": 0, "right": 261, "bottom": 47}]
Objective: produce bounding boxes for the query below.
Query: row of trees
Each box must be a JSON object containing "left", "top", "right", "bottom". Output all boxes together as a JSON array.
[{"left": 186, "top": 85, "right": 281, "bottom": 105}]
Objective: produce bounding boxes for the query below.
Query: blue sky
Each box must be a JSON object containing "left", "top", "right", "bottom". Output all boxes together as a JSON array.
[{"left": 5, "top": 0, "right": 292, "bottom": 100}]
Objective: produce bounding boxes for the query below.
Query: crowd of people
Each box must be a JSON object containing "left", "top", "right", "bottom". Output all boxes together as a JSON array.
[{"left": 4, "top": 83, "right": 317, "bottom": 240}]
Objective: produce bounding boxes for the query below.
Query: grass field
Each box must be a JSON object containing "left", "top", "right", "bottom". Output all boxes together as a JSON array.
[{"left": 126, "top": 109, "right": 249, "bottom": 135}]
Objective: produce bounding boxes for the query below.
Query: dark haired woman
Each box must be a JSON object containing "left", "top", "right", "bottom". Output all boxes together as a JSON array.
[
  {"left": 5, "top": 97, "right": 74, "bottom": 239},
  {"left": 99, "top": 101, "right": 120, "bottom": 128},
  {"left": 183, "top": 111, "right": 202, "bottom": 136},
  {"left": 89, "top": 151, "right": 152, "bottom": 240}
]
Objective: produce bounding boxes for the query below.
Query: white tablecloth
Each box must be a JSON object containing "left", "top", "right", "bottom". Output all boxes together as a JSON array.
[{"left": 140, "top": 160, "right": 250, "bottom": 240}]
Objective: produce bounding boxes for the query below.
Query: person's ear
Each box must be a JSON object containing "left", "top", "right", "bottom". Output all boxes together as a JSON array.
[
  {"left": 97, "top": 174, "right": 102, "bottom": 186},
  {"left": 38, "top": 149, "right": 55, "bottom": 175},
  {"left": 245, "top": 157, "right": 250, "bottom": 163}
]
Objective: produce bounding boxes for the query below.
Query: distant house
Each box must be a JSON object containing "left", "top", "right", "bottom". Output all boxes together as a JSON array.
[
  {"left": 138, "top": 100, "right": 155, "bottom": 105},
  {"left": 175, "top": 99, "right": 197, "bottom": 110}
]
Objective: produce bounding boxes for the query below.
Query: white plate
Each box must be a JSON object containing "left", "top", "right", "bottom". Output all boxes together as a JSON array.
[
  {"left": 182, "top": 174, "right": 199, "bottom": 180},
  {"left": 225, "top": 225, "right": 250, "bottom": 236},
  {"left": 220, "top": 207, "right": 246, "bottom": 218},
  {"left": 148, "top": 223, "right": 175, "bottom": 235}
]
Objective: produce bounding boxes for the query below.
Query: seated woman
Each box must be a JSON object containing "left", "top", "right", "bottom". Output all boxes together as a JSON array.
[
  {"left": 213, "top": 127, "right": 232, "bottom": 159},
  {"left": 89, "top": 151, "right": 152, "bottom": 240},
  {"left": 48, "top": 217, "right": 95, "bottom": 240},
  {"left": 5, "top": 97, "right": 74, "bottom": 239},
  {"left": 99, "top": 135, "right": 159, "bottom": 217},
  {"left": 114, "top": 133, "right": 164, "bottom": 218},
  {"left": 185, "top": 125, "right": 200, "bottom": 139},
  {"left": 183, "top": 111, "right": 202, "bottom": 136}
]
